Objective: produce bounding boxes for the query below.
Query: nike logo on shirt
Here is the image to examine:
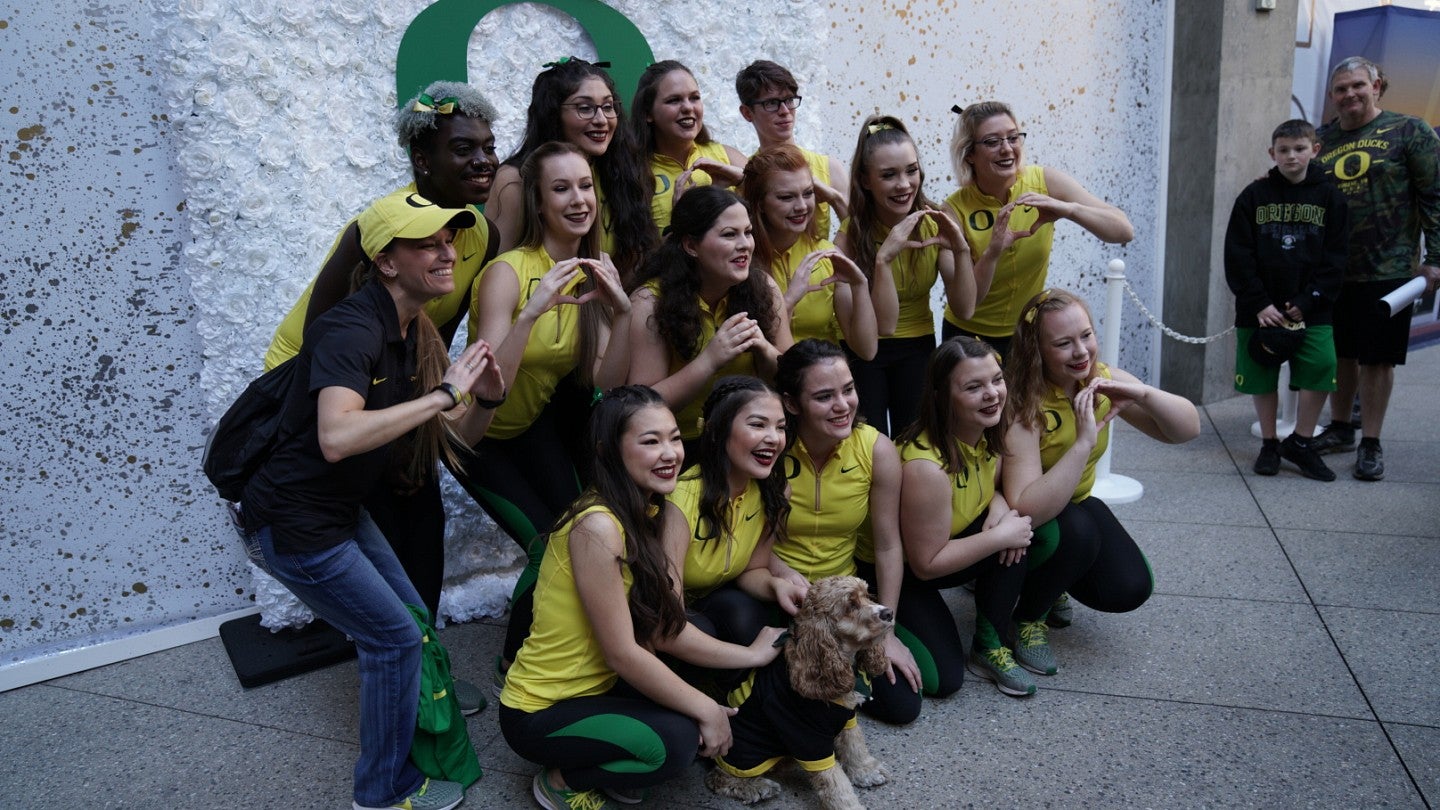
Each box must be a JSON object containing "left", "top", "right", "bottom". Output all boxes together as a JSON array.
[
  {"left": 372, "top": 377, "right": 387, "bottom": 386},
  {"left": 841, "top": 464, "right": 859, "bottom": 474}
]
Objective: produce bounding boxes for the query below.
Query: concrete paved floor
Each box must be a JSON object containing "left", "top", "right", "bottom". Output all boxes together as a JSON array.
[{"left": 4, "top": 345, "right": 1437, "bottom": 809}]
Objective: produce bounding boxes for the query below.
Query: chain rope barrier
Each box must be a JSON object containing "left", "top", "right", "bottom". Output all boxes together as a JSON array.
[{"left": 1118, "top": 277, "right": 1235, "bottom": 345}]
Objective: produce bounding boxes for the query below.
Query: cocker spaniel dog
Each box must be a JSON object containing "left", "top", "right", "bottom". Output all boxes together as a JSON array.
[{"left": 707, "top": 575, "right": 893, "bottom": 810}]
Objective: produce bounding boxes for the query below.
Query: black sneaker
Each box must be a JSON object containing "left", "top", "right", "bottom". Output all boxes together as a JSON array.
[
  {"left": 1279, "top": 435, "right": 1335, "bottom": 481},
  {"left": 1310, "top": 422, "right": 1356, "bottom": 455},
  {"left": 1353, "top": 442, "right": 1384, "bottom": 481},
  {"left": 1253, "top": 440, "right": 1280, "bottom": 475}
]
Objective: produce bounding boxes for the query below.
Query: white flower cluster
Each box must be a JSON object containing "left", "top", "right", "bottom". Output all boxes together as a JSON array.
[{"left": 156, "top": 0, "right": 827, "bottom": 624}]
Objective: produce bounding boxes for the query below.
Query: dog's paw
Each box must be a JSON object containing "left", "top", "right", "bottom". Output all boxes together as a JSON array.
[
  {"left": 706, "top": 768, "right": 781, "bottom": 805},
  {"left": 844, "top": 758, "right": 889, "bottom": 788}
]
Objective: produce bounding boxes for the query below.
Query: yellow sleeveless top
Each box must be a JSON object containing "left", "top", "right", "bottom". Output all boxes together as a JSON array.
[
  {"left": 649, "top": 141, "right": 732, "bottom": 231},
  {"left": 943, "top": 164, "right": 1054, "bottom": 337},
  {"left": 1036, "top": 363, "right": 1113, "bottom": 501},
  {"left": 799, "top": 146, "right": 833, "bottom": 237},
  {"left": 668, "top": 473, "right": 767, "bottom": 600},
  {"left": 779, "top": 424, "right": 878, "bottom": 578},
  {"left": 501, "top": 505, "right": 632, "bottom": 712},
  {"left": 899, "top": 431, "right": 996, "bottom": 535},
  {"left": 841, "top": 215, "right": 941, "bottom": 339},
  {"left": 770, "top": 232, "right": 841, "bottom": 344},
  {"left": 470, "top": 245, "right": 584, "bottom": 439}
]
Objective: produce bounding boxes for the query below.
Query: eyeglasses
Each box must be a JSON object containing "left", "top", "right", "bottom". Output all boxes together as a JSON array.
[
  {"left": 977, "top": 132, "right": 1026, "bottom": 150},
  {"left": 750, "top": 96, "right": 802, "bottom": 113},
  {"left": 561, "top": 102, "right": 619, "bottom": 121}
]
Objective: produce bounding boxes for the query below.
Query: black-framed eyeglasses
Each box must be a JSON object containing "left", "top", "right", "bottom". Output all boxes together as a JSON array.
[
  {"left": 561, "top": 102, "right": 619, "bottom": 121},
  {"left": 977, "top": 132, "right": 1026, "bottom": 150},
  {"left": 750, "top": 96, "right": 802, "bottom": 113}
]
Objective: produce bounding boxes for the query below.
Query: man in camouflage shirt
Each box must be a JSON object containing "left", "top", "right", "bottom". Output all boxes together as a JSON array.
[{"left": 1311, "top": 56, "right": 1440, "bottom": 481}]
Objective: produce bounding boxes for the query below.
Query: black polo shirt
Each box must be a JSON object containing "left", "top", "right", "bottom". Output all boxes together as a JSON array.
[{"left": 243, "top": 279, "right": 419, "bottom": 554}]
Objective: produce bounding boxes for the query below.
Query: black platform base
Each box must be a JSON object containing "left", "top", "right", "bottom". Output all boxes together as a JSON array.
[{"left": 219, "top": 613, "right": 356, "bottom": 688}]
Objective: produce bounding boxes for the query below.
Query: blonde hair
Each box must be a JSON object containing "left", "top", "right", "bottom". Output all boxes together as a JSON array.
[{"left": 949, "top": 101, "right": 1018, "bottom": 189}]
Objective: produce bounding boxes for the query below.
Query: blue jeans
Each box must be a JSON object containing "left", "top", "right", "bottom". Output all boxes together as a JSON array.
[{"left": 257, "top": 512, "right": 427, "bottom": 807}]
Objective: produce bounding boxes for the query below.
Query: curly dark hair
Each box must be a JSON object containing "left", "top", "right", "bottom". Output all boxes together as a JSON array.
[
  {"left": 506, "top": 58, "right": 656, "bottom": 275},
  {"left": 546, "top": 385, "right": 687, "bottom": 643},
  {"left": 628, "top": 186, "right": 779, "bottom": 362},
  {"left": 692, "top": 376, "right": 791, "bottom": 549}
]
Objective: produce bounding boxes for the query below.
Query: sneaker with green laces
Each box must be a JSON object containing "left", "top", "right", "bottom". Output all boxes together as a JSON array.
[
  {"left": 1014, "top": 620, "right": 1058, "bottom": 676},
  {"left": 966, "top": 646, "right": 1037, "bottom": 697},
  {"left": 353, "top": 777, "right": 464, "bottom": 810},
  {"left": 533, "top": 771, "right": 611, "bottom": 810},
  {"left": 1047, "top": 592, "right": 1073, "bottom": 628}
]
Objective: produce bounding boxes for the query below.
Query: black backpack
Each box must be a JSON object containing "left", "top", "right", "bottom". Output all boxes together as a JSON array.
[{"left": 202, "top": 357, "right": 298, "bottom": 502}]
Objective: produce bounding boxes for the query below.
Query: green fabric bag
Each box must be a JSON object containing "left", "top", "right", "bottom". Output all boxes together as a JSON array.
[{"left": 406, "top": 605, "right": 483, "bottom": 788}]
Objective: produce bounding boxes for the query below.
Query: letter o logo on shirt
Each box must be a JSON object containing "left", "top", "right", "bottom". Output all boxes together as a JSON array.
[{"left": 1331, "top": 150, "right": 1371, "bottom": 182}]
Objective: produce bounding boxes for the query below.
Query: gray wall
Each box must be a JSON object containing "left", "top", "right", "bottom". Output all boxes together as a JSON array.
[
  {"left": 1163, "top": 0, "right": 1300, "bottom": 402},
  {"left": 1, "top": 2, "right": 248, "bottom": 667}
]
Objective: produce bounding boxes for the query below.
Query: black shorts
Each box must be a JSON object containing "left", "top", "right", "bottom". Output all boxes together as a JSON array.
[{"left": 1333, "top": 278, "right": 1413, "bottom": 366}]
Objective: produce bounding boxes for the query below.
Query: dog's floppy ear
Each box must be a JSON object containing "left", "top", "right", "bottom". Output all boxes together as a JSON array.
[
  {"left": 787, "top": 620, "right": 854, "bottom": 701},
  {"left": 857, "top": 635, "right": 889, "bottom": 678}
]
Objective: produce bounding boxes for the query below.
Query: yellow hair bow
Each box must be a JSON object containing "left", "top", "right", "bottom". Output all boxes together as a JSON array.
[
  {"left": 412, "top": 94, "right": 457, "bottom": 115},
  {"left": 1022, "top": 288, "right": 1052, "bottom": 324}
]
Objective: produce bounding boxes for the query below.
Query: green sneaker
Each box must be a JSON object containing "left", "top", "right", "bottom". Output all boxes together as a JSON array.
[
  {"left": 967, "top": 646, "right": 1037, "bottom": 697},
  {"left": 533, "top": 771, "right": 611, "bottom": 810},
  {"left": 1047, "top": 593, "right": 1074, "bottom": 628},
  {"left": 1014, "top": 620, "right": 1058, "bottom": 676},
  {"left": 353, "top": 777, "right": 464, "bottom": 810}
]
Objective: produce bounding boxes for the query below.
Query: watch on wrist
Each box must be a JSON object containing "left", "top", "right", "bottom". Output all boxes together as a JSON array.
[{"left": 432, "top": 382, "right": 462, "bottom": 411}]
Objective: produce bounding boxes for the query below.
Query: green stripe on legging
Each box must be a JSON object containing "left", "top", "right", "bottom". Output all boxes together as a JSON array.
[
  {"left": 547, "top": 714, "right": 667, "bottom": 774},
  {"left": 1026, "top": 518, "right": 1060, "bottom": 569},
  {"left": 465, "top": 485, "right": 542, "bottom": 600},
  {"left": 893, "top": 623, "right": 941, "bottom": 695}
]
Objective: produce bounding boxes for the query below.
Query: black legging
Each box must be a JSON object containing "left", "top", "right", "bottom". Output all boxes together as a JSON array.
[
  {"left": 682, "top": 583, "right": 779, "bottom": 690},
  {"left": 847, "top": 335, "right": 933, "bottom": 437},
  {"left": 454, "top": 401, "right": 582, "bottom": 661},
  {"left": 499, "top": 690, "right": 698, "bottom": 792},
  {"left": 853, "top": 560, "right": 921, "bottom": 725},
  {"left": 885, "top": 512, "right": 1027, "bottom": 701},
  {"left": 1027, "top": 496, "right": 1153, "bottom": 615}
]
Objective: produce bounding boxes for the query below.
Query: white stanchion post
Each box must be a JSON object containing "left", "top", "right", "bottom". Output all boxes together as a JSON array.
[
  {"left": 1250, "top": 362, "right": 1299, "bottom": 439},
  {"left": 1091, "top": 259, "right": 1144, "bottom": 504}
]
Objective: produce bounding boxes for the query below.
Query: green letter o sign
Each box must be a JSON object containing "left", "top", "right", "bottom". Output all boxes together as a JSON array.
[{"left": 396, "top": 0, "right": 655, "bottom": 110}]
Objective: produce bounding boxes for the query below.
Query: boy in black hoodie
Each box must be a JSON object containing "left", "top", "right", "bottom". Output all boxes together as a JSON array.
[{"left": 1224, "top": 119, "right": 1348, "bottom": 480}]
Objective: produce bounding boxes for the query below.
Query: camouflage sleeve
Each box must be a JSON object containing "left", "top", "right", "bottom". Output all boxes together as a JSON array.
[{"left": 1406, "top": 122, "right": 1440, "bottom": 268}]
